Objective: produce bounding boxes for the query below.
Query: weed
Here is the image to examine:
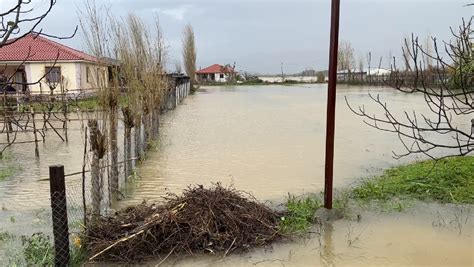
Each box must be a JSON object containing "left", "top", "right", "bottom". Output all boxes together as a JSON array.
[
  {"left": 0, "top": 151, "right": 12, "bottom": 161},
  {"left": 21, "top": 233, "right": 54, "bottom": 266},
  {"left": 279, "top": 195, "right": 321, "bottom": 234},
  {"left": 0, "top": 231, "right": 14, "bottom": 242},
  {"left": 70, "top": 234, "right": 87, "bottom": 267},
  {"left": 333, "top": 190, "right": 351, "bottom": 216},
  {"left": 146, "top": 139, "right": 159, "bottom": 151},
  {"left": 0, "top": 166, "right": 18, "bottom": 181},
  {"left": 352, "top": 157, "right": 474, "bottom": 204}
]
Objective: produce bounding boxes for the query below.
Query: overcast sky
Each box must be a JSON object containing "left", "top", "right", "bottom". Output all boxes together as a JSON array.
[{"left": 1, "top": 0, "right": 472, "bottom": 74}]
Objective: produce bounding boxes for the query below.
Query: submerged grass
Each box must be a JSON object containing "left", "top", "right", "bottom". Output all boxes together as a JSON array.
[
  {"left": 3, "top": 232, "right": 85, "bottom": 267},
  {"left": 352, "top": 156, "right": 474, "bottom": 204},
  {"left": 0, "top": 164, "right": 20, "bottom": 182},
  {"left": 19, "top": 95, "right": 129, "bottom": 112},
  {"left": 0, "top": 232, "right": 14, "bottom": 243},
  {"left": 279, "top": 195, "right": 320, "bottom": 234}
]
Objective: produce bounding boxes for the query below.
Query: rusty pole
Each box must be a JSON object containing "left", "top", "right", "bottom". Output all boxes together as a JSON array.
[{"left": 324, "top": 0, "right": 341, "bottom": 209}]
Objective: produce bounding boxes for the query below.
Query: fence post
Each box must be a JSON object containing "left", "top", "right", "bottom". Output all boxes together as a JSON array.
[
  {"left": 88, "top": 119, "right": 102, "bottom": 218},
  {"left": 49, "top": 165, "right": 70, "bottom": 267}
]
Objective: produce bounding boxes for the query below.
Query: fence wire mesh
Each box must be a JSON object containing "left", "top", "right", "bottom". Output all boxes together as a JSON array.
[{"left": 0, "top": 78, "right": 190, "bottom": 265}]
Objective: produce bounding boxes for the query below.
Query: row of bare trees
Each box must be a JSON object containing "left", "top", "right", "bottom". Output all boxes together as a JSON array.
[
  {"left": 347, "top": 17, "right": 473, "bottom": 159},
  {"left": 338, "top": 36, "right": 440, "bottom": 74},
  {"left": 78, "top": 0, "right": 192, "bottom": 216},
  {"left": 1, "top": 0, "right": 195, "bottom": 219}
]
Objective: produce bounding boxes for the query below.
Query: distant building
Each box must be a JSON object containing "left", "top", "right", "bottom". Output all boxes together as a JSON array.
[
  {"left": 196, "top": 64, "right": 236, "bottom": 83},
  {"left": 337, "top": 68, "right": 392, "bottom": 82},
  {"left": 0, "top": 33, "right": 108, "bottom": 94}
]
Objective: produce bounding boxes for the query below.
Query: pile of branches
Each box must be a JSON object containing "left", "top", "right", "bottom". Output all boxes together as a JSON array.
[{"left": 86, "top": 184, "right": 283, "bottom": 262}]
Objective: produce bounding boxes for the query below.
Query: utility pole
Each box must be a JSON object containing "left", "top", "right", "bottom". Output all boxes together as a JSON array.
[
  {"left": 280, "top": 62, "right": 285, "bottom": 82},
  {"left": 324, "top": 0, "right": 341, "bottom": 209}
]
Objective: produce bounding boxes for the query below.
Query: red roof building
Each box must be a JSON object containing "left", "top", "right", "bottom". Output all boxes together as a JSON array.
[
  {"left": 0, "top": 34, "right": 107, "bottom": 93},
  {"left": 0, "top": 34, "right": 97, "bottom": 62},
  {"left": 196, "top": 64, "right": 236, "bottom": 83}
]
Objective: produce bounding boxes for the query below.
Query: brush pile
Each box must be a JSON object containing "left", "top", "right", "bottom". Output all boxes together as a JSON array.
[{"left": 86, "top": 184, "right": 283, "bottom": 262}]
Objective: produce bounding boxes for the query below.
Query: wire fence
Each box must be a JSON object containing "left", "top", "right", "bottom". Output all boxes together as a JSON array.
[
  {"left": 48, "top": 76, "right": 190, "bottom": 266},
  {"left": 0, "top": 75, "right": 191, "bottom": 266}
]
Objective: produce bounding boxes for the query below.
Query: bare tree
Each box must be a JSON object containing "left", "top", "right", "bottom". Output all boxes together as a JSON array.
[
  {"left": 0, "top": 0, "right": 77, "bottom": 158},
  {"left": 357, "top": 54, "right": 365, "bottom": 81},
  {"left": 174, "top": 60, "right": 182, "bottom": 74},
  {"left": 337, "top": 40, "right": 355, "bottom": 71},
  {"left": 424, "top": 35, "right": 434, "bottom": 71},
  {"left": 1, "top": 1, "right": 77, "bottom": 48},
  {"left": 182, "top": 24, "right": 196, "bottom": 89},
  {"left": 402, "top": 35, "right": 413, "bottom": 71},
  {"left": 346, "top": 18, "right": 473, "bottom": 159}
]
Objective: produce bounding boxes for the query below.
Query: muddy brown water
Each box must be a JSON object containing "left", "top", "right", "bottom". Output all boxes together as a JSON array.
[{"left": 0, "top": 84, "right": 472, "bottom": 266}]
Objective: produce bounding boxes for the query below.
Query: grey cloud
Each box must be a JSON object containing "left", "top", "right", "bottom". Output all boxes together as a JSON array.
[{"left": 8, "top": 0, "right": 471, "bottom": 74}]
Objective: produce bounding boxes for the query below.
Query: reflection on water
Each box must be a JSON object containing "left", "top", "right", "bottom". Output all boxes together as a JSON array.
[{"left": 321, "top": 222, "right": 335, "bottom": 267}]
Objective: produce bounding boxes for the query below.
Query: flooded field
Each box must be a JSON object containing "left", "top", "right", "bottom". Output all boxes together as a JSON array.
[
  {"left": 122, "top": 84, "right": 461, "bottom": 205},
  {"left": 155, "top": 203, "right": 472, "bottom": 267},
  {"left": 0, "top": 84, "right": 472, "bottom": 266}
]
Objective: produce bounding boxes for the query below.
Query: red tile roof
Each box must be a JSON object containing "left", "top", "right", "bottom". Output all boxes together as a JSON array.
[
  {"left": 0, "top": 33, "right": 98, "bottom": 62},
  {"left": 196, "top": 64, "right": 234, "bottom": 74}
]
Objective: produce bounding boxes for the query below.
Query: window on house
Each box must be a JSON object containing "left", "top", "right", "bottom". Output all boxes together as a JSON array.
[
  {"left": 45, "top": 67, "right": 61, "bottom": 83},
  {"left": 220, "top": 73, "right": 224, "bottom": 79},
  {"left": 86, "top": 66, "right": 91, "bottom": 82}
]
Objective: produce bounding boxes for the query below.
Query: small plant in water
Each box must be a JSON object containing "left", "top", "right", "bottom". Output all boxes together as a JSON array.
[
  {"left": 0, "top": 231, "right": 14, "bottom": 242},
  {"left": 21, "top": 233, "right": 54, "bottom": 266},
  {"left": 0, "top": 166, "right": 17, "bottom": 181},
  {"left": 280, "top": 195, "right": 320, "bottom": 234}
]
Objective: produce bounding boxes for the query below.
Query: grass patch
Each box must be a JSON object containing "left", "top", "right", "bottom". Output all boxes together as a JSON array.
[
  {"left": 4, "top": 232, "right": 86, "bottom": 267},
  {"left": 0, "top": 166, "right": 18, "bottom": 181},
  {"left": 19, "top": 95, "right": 129, "bottom": 113},
  {"left": 279, "top": 195, "right": 320, "bottom": 234},
  {"left": 21, "top": 233, "right": 54, "bottom": 266},
  {"left": 0, "top": 231, "right": 14, "bottom": 243},
  {"left": 352, "top": 156, "right": 474, "bottom": 204}
]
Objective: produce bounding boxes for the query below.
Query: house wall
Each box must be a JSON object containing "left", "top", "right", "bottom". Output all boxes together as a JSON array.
[
  {"left": 197, "top": 72, "right": 229, "bottom": 83},
  {"left": 27, "top": 62, "right": 78, "bottom": 93},
  {"left": 24, "top": 62, "right": 107, "bottom": 94},
  {"left": 79, "top": 63, "right": 108, "bottom": 91},
  {"left": 215, "top": 72, "right": 228, "bottom": 83}
]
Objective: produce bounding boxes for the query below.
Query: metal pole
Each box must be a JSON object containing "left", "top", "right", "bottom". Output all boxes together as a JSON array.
[{"left": 324, "top": 0, "right": 341, "bottom": 209}]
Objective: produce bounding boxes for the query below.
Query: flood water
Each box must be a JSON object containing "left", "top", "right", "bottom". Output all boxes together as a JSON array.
[
  {"left": 0, "top": 84, "right": 473, "bottom": 266},
  {"left": 155, "top": 203, "right": 473, "bottom": 267},
  {"left": 123, "top": 84, "right": 466, "bottom": 205}
]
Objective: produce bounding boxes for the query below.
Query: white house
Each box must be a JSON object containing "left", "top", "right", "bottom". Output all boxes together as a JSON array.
[
  {"left": 0, "top": 33, "right": 108, "bottom": 94},
  {"left": 196, "top": 64, "right": 235, "bottom": 83}
]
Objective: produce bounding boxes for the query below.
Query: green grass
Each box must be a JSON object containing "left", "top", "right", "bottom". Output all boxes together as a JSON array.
[
  {"left": 0, "top": 166, "right": 18, "bottom": 181},
  {"left": 4, "top": 232, "right": 86, "bottom": 267},
  {"left": 279, "top": 195, "right": 321, "bottom": 234},
  {"left": 352, "top": 156, "right": 474, "bottom": 204},
  {"left": 19, "top": 95, "right": 130, "bottom": 113},
  {"left": 21, "top": 233, "right": 54, "bottom": 266},
  {"left": 0, "top": 232, "right": 14, "bottom": 243}
]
